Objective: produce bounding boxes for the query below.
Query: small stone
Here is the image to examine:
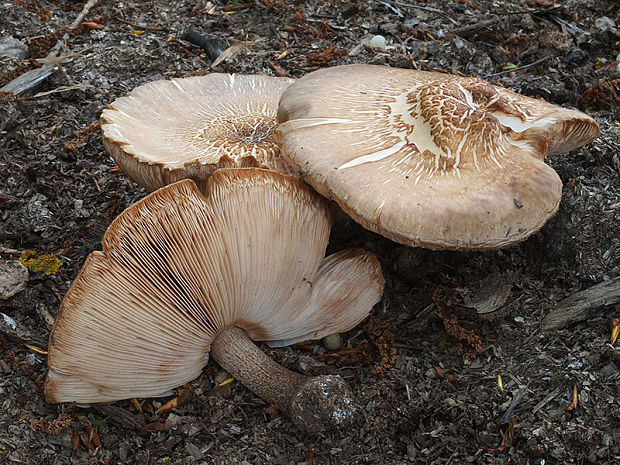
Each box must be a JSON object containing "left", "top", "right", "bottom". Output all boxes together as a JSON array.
[
  {"left": 403, "top": 18, "right": 420, "bottom": 29},
  {"left": 369, "top": 35, "right": 387, "bottom": 51},
  {"left": 425, "top": 367, "right": 437, "bottom": 379},
  {"left": 1, "top": 312, "right": 18, "bottom": 330},
  {"left": 323, "top": 333, "right": 342, "bottom": 350},
  {"left": 118, "top": 443, "right": 129, "bottom": 461}
]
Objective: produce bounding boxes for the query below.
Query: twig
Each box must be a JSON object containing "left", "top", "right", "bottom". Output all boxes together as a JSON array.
[
  {"left": 93, "top": 404, "right": 144, "bottom": 431},
  {"left": 28, "top": 84, "right": 93, "bottom": 99},
  {"left": 541, "top": 277, "right": 620, "bottom": 331},
  {"left": 407, "top": 303, "right": 437, "bottom": 332},
  {"left": 482, "top": 55, "right": 555, "bottom": 79},
  {"left": 451, "top": 19, "right": 499, "bottom": 38},
  {"left": 531, "top": 387, "right": 561, "bottom": 414},
  {"left": 115, "top": 17, "right": 169, "bottom": 32},
  {"left": 35, "top": 303, "right": 56, "bottom": 330},
  {"left": 493, "top": 6, "right": 561, "bottom": 15},
  {"left": 1, "top": 314, "right": 48, "bottom": 348},
  {"left": 377, "top": 0, "right": 404, "bottom": 18},
  {"left": 70, "top": 0, "right": 100, "bottom": 29},
  {"left": 376, "top": 1, "right": 458, "bottom": 25},
  {"left": 86, "top": 171, "right": 102, "bottom": 192},
  {"left": 0, "top": 247, "right": 24, "bottom": 257},
  {"left": 548, "top": 15, "right": 587, "bottom": 37},
  {"left": 500, "top": 387, "right": 526, "bottom": 424}
]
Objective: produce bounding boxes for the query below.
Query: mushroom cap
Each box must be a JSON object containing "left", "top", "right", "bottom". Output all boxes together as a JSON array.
[
  {"left": 101, "top": 73, "right": 297, "bottom": 191},
  {"left": 45, "top": 168, "right": 384, "bottom": 403},
  {"left": 275, "top": 64, "right": 600, "bottom": 250}
]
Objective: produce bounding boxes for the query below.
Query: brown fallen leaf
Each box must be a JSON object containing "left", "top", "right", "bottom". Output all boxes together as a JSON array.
[
  {"left": 267, "top": 60, "right": 288, "bottom": 77},
  {"left": 265, "top": 405, "right": 280, "bottom": 421},
  {"left": 70, "top": 431, "right": 80, "bottom": 451},
  {"left": 155, "top": 387, "right": 192, "bottom": 414},
  {"left": 140, "top": 420, "right": 169, "bottom": 436},
  {"left": 567, "top": 384, "right": 578, "bottom": 411}
]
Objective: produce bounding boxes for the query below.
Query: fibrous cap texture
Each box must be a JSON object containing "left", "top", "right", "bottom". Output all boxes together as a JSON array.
[{"left": 275, "top": 64, "right": 600, "bottom": 250}]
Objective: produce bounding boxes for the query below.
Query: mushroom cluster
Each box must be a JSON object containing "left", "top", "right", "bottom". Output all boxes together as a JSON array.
[{"left": 46, "top": 64, "right": 599, "bottom": 433}]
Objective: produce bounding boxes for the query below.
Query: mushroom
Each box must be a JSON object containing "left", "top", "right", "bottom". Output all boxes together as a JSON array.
[
  {"left": 101, "top": 73, "right": 296, "bottom": 192},
  {"left": 274, "top": 64, "right": 600, "bottom": 250},
  {"left": 45, "top": 168, "right": 385, "bottom": 433}
]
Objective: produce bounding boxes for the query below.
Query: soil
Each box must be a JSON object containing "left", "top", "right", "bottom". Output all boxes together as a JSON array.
[{"left": 1, "top": 1, "right": 619, "bottom": 464}]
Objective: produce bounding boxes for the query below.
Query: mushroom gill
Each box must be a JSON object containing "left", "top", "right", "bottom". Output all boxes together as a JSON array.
[
  {"left": 45, "top": 168, "right": 385, "bottom": 433},
  {"left": 101, "top": 73, "right": 297, "bottom": 192}
]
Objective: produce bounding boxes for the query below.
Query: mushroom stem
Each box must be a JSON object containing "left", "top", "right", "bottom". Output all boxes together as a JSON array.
[{"left": 210, "top": 327, "right": 357, "bottom": 433}]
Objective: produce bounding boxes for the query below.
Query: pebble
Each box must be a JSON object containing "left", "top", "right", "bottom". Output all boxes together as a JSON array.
[
  {"left": 369, "top": 35, "right": 387, "bottom": 51},
  {"left": 323, "top": 333, "right": 342, "bottom": 350}
]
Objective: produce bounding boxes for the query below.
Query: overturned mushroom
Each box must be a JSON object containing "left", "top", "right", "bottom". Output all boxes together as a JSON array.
[
  {"left": 101, "top": 73, "right": 296, "bottom": 191},
  {"left": 45, "top": 168, "right": 384, "bottom": 433},
  {"left": 275, "top": 64, "right": 600, "bottom": 250}
]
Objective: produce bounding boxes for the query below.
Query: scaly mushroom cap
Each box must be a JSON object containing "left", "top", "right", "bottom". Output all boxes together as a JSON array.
[
  {"left": 45, "top": 169, "right": 384, "bottom": 403},
  {"left": 101, "top": 73, "right": 297, "bottom": 191},
  {"left": 275, "top": 64, "right": 600, "bottom": 250}
]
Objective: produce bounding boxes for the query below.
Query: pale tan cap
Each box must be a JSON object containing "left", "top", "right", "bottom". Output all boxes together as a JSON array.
[
  {"left": 275, "top": 64, "right": 600, "bottom": 250},
  {"left": 101, "top": 73, "right": 297, "bottom": 191},
  {"left": 45, "top": 169, "right": 384, "bottom": 403}
]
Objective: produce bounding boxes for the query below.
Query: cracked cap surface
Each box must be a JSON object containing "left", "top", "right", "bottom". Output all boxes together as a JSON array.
[{"left": 275, "top": 64, "right": 600, "bottom": 250}]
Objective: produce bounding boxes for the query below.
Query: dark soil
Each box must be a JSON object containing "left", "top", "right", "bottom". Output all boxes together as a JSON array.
[{"left": 1, "top": 1, "right": 619, "bottom": 464}]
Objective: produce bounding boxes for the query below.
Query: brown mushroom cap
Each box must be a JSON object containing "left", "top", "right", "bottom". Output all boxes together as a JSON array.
[
  {"left": 101, "top": 73, "right": 297, "bottom": 191},
  {"left": 275, "top": 64, "right": 600, "bottom": 250},
  {"left": 45, "top": 168, "right": 384, "bottom": 404}
]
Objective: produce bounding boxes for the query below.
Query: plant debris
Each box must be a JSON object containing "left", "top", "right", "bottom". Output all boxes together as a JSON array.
[{"left": 0, "top": 0, "right": 618, "bottom": 463}]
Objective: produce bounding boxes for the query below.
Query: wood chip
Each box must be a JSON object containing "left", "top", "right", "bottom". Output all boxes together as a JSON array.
[{"left": 541, "top": 277, "right": 620, "bottom": 330}]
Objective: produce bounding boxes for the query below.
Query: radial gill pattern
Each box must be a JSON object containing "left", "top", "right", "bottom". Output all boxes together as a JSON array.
[
  {"left": 45, "top": 169, "right": 384, "bottom": 403},
  {"left": 101, "top": 73, "right": 296, "bottom": 191}
]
